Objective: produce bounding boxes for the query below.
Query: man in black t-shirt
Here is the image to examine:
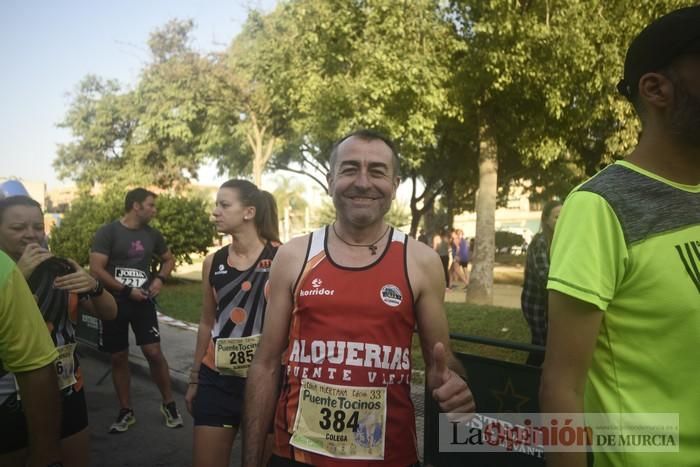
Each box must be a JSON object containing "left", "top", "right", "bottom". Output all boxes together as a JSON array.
[{"left": 90, "top": 188, "right": 183, "bottom": 433}]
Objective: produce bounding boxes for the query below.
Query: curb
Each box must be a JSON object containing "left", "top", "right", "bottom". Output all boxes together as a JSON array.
[
  {"left": 77, "top": 316, "right": 191, "bottom": 396},
  {"left": 78, "top": 343, "right": 190, "bottom": 396}
]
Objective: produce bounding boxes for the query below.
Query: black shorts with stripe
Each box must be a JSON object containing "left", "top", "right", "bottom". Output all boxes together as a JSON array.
[
  {"left": 192, "top": 364, "right": 246, "bottom": 428},
  {"left": 100, "top": 298, "right": 160, "bottom": 353}
]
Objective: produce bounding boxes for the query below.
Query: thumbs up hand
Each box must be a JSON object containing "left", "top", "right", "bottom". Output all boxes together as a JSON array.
[{"left": 427, "top": 342, "right": 475, "bottom": 414}]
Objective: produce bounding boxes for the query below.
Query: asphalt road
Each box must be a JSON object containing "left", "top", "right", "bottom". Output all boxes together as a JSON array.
[{"left": 79, "top": 351, "right": 243, "bottom": 467}]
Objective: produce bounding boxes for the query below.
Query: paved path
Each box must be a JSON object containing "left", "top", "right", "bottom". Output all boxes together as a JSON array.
[
  {"left": 82, "top": 318, "right": 427, "bottom": 463},
  {"left": 77, "top": 260, "right": 522, "bottom": 463}
]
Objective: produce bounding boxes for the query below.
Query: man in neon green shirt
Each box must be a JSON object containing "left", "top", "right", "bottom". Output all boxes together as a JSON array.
[
  {"left": 0, "top": 250, "right": 63, "bottom": 467},
  {"left": 540, "top": 6, "right": 700, "bottom": 467}
]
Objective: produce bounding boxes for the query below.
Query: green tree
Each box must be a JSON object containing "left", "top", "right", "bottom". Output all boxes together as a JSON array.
[
  {"left": 446, "top": 0, "right": 692, "bottom": 304},
  {"left": 50, "top": 191, "right": 214, "bottom": 266},
  {"left": 49, "top": 191, "right": 122, "bottom": 265},
  {"left": 129, "top": 19, "right": 214, "bottom": 188},
  {"left": 237, "top": 0, "right": 465, "bottom": 213},
  {"left": 150, "top": 194, "right": 216, "bottom": 264},
  {"left": 271, "top": 176, "right": 310, "bottom": 238},
  {"left": 53, "top": 76, "right": 134, "bottom": 188},
  {"left": 207, "top": 11, "right": 283, "bottom": 189},
  {"left": 55, "top": 20, "right": 219, "bottom": 189}
]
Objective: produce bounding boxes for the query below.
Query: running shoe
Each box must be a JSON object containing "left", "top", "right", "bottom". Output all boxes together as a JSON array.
[
  {"left": 109, "top": 408, "right": 135, "bottom": 433},
  {"left": 160, "top": 401, "right": 183, "bottom": 428}
]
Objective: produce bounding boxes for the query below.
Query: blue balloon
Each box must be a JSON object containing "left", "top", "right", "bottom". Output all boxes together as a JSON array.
[{"left": 0, "top": 180, "right": 30, "bottom": 197}]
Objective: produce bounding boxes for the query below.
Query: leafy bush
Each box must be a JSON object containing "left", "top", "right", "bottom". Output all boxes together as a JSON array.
[
  {"left": 49, "top": 192, "right": 122, "bottom": 266},
  {"left": 150, "top": 194, "right": 215, "bottom": 265},
  {"left": 50, "top": 191, "right": 215, "bottom": 266},
  {"left": 495, "top": 230, "right": 525, "bottom": 253}
]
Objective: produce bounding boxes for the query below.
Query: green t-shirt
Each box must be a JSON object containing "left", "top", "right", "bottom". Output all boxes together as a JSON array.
[
  {"left": 548, "top": 161, "right": 700, "bottom": 466},
  {"left": 0, "top": 251, "right": 58, "bottom": 402}
]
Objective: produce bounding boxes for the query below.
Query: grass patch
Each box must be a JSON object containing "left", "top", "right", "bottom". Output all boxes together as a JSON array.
[
  {"left": 495, "top": 253, "right": 526, "bottom": 267},
  {"left": 157, "top": 281, "right": 531, "bottom": 368},
  {"left": 156, "top": 279, "right": 203, "bottom": 323},
  {"left": 411, "top": 302, "right": 529, "bottom": 373}
]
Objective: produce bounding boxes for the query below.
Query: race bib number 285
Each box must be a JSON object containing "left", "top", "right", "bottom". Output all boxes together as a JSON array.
[
  {"left": 290, "top": 379, "right": 387, "bottom": 460},
  {"left": 214, "top": 335, "right": 261, "bottom": 377}
]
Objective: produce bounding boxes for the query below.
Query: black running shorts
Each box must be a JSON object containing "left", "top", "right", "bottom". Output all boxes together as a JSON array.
[
  {"left": 0, "top": 387, "right": 88, "bottom": 454},
  {"left": 192, "top": 365, "right": 245, "bottom": 428},
  {"left": 100, "top": 298, "right": 160, "bottom": 353}
]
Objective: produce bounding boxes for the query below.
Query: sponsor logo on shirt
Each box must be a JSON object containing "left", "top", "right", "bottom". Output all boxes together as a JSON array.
[
  {"left": 380, "top": 284, "right": 403, "bottom": 307},
  {"left": 255, "top": 258, "right": 273, "bottom": 273},
  {"left": 128, "top": 240, "right": 145, "bottom": 259},
  {"left": 214, "top": 264, "right": 228, "bottom": 276},
  {"left": 300, "top": 278, "right": 335, "bottom": 297},
  {"left": 287, "top": 339, "right": 411, "bottom": 385},
  {"left": 676, "top": 240, "right": 700, "bottom": 293}
]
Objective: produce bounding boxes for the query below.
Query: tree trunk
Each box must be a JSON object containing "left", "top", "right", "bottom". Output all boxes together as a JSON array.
[
  {"left": 247, "top": 114, "right": 275, "bottom": 189},
  {"left": 467, "top": 123, "right": 498, "bottom": 305}
]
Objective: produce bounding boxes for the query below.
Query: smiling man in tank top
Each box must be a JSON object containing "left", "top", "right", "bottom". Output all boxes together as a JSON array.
[{"left": 243, "top": 129, "right": 475, "bottom": 467}]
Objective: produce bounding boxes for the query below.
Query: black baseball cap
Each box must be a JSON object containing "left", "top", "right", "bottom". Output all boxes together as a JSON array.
[{"left": 617, "top": 5, "right": 700, "bottom": 101}]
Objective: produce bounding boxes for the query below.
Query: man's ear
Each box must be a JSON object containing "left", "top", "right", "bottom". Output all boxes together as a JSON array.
[
  {"left": 326, "top": 173, "right": 333, "bottom": 196},
  {"left": 392, "top": 176, "right": 401, "bottom": 200},
  {"left": 638, "top": 71, "right": 674, "bottom": 111}
]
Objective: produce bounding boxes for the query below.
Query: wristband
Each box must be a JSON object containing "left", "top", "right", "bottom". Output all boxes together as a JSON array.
[
  {"left": 119, "top": 286, "right": 133, "bottom": 298},
  {"left": 79, "top": 281, "right": 104, "bottom": 300},
  {"left": 88, "top": 281, "right": 104, "bottom": 297}
]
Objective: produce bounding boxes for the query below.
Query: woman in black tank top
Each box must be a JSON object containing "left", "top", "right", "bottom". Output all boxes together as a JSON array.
[{"left": 185, "top": 180, "right": 280, "bottom": 467}]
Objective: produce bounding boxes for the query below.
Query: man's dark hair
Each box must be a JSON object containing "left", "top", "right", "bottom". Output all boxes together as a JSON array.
[
  {"left": 0, "top": 195, "right": 42, "bottom": 223},
  {"left": 124, "top": 188, "right": 157, "bottom": 213},
  {"left": 329, "top": 129, "right": 401, "bottom": 177},
  {"left": 617, "top": 6, "right": 700, "bottom": 102}
]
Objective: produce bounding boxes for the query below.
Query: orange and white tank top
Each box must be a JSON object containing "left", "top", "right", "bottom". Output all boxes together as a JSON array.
[{"left": 274, "top": 226, "right": 418, "bottom": 466}]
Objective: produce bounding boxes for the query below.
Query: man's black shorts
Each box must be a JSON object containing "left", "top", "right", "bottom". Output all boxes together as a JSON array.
[
  {"left": 0, "top": 387, "right": 88, "bottom": 454},
  {"left": 100, "top": 298, "right": 160, "bottom": 353}
]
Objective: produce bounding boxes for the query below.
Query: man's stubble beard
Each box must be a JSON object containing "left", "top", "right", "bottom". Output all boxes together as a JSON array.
[
  {"left": 668, "top": 76, "right": 700, "bottom": 150},
  {"left": 332, "top": 196, "right": 391, "bottom": 228}
]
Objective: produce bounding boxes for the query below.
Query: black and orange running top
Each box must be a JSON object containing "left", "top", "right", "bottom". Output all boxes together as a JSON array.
[
  {"left": 0, "top": 257, "right": 82, "bottom": 402},
  {"left": 274, "top": 226, "right": 418, "bottom": 466},
  {"left": 201, "top": 242, "right": 278, "bottom": 378}
]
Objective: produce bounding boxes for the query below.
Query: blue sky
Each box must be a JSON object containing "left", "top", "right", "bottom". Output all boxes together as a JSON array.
[{"left": 0, "top": 0, "right": 276, "bottom": 190}]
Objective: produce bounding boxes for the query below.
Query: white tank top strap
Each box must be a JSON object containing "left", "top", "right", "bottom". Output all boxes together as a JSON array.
[
  {"left": 391, "top": 228, "right": 406, "bottom": 243},
  {"left": 306, "top": 227, "right": 326, "bottom": 262}
]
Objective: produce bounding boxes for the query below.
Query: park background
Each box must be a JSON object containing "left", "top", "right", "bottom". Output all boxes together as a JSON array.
[{"left": 2, "top": 0, "right": 694, "bottom": 361}]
